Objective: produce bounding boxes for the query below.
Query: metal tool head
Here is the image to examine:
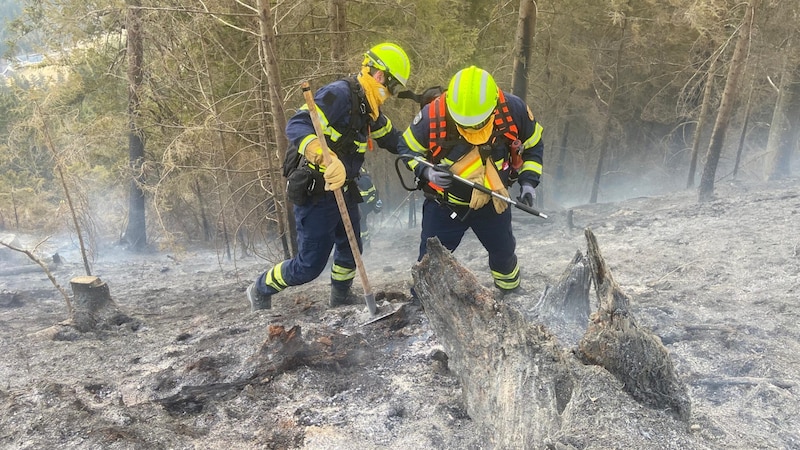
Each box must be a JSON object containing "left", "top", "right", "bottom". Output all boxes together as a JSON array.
[{"left": 361, "top": 302, "right": 407, "bottom": 326}]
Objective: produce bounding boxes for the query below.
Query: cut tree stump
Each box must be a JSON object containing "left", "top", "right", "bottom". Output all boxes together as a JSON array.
[
  {"left": 30, "top": 275, "right": 134, "bottom": 340},
  {"left": 412, "top": 230, "right": 691, "bottom": 446},
  {"left": 67, "top": 275, "right": 125, "bottom": 332}
]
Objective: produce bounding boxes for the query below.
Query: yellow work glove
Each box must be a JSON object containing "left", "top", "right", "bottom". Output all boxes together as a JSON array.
[
  {"left": 469, "top": 188, "right": 491, "bottom": 210},
  {"left": 324, "top": 155, "right": 346, "bottom": 191},
  {"left": 451, "top": 146, "right": 490, "bottom": 210},
  {"left": 485, "top": 158, "right": 509, "bottom": 214},
  {"left": 304, "top": 138, "right": 346, "bottom": 191},
  {"left": 304, "top": 138, "right": 324, "bottom": 165}
]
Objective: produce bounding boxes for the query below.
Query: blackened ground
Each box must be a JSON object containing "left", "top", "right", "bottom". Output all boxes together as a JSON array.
[{"left": 0, "top": 177, "right": 799, "bottom": 449}]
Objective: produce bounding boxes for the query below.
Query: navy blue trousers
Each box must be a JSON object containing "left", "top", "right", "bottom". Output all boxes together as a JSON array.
[
  {"left": 256, "top": 190, "right": 362, "bottom": 295},
  {"left": 419, "top": 198, "right": 519, "bottom": 288}
]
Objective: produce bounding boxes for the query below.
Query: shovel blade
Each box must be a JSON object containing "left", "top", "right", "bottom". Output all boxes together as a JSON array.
[{"left": 361, "top": 302, "right": 407, "bottom": 326}]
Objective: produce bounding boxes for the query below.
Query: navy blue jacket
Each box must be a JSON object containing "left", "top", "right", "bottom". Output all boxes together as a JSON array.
[
  {"left": 286, "top": 77, "right": 402, "bottom": 181},
  {"left": 397, "top": 90, "right": 544, "bottom": 204}
]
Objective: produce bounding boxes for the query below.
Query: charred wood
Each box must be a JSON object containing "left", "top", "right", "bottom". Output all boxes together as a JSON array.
[
  {"left": 578, "top": 228, "right": 691, "bottom": 420},
  {"left": 412, "top": 230, "right": 693, "bottom": 445},
  {"left": 532, "top": 250, "right": 591, "bottom": 346},
  {"left": 412, "top": 238, "right": 574, "bottom": 448}
]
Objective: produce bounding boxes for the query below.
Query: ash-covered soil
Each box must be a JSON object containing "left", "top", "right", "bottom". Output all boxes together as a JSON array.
[{"left": 1, "top": 177, "right": 799, "bottom": 449}]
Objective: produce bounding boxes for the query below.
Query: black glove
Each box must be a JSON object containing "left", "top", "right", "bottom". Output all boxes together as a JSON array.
[
  {"left": 398, "top": 86, "right": 444, "bottom": 108},
  {"left": 374, "top": 199, "right": 383, "bottom": 213},
  {"left": 518, "top": 184, "right": 536, "bottom": 207},
  {"left": 422, "top": 166, "right": 453, "bottom": 189},
  {"left": 397, "top": 90, "right": 421, "bottom": 103}
]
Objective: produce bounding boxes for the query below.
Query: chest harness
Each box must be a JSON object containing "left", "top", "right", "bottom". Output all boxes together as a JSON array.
[{"left": 427, "top": 89, "right": 523, "bottom": 170}]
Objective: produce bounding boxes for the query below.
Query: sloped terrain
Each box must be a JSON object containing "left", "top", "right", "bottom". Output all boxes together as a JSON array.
[{"left": 0, "top": 177, "right": 798, "bottom": 449}]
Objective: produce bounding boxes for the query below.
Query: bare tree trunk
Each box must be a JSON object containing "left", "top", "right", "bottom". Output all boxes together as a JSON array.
[
  {"left": 687, "top": 52, "right": 718, "bottom": 188},
  {"left": 193, "top": 179, "right": 212, "bottom": 242},
  {"left": 256, "top": 0, "right": 294, "bottom": 257},
  {"left": 123, "top": 0, "right": 147, "bottom": 250},
  {"left": 733, "top": 76, "right": 755, "bottom": 179},
  {"left": 699, "top": 3, "right": 754, "bottom": 202},
  {"left": 511, "top": 0, "right": 537, "bottom": 100},
  {"left": 589, "top": 10, "right": 627, "bottom": 204},
  {"left": 329, "top": 0, "right": 346, "bottom": 77},
  {"left": 555, "top": 119, "right": 569, "bottom": 182},
  {"left": 37, "top": 106, "right": 93, "bottom": 276},
  {"left": 766, "top": 36, "right": 799, "bottom": 180}
]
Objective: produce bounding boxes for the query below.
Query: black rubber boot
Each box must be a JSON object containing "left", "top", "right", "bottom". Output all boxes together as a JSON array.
[
  {"left": 329, "top": 284, "right": 352, "bottom": 307},
  {"left": 247, "top": 283, "right": 272, "bottom": 311}
]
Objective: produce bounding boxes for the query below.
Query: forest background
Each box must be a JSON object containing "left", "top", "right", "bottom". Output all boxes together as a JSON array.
[{"left": 0, "top": 0, "right": 798, "bottom": 264}]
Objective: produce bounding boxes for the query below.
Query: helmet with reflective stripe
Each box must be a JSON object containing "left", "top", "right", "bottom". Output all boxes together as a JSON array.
[
  {"left": 446, "top": 66, "right": 499, "bottom": 128},
  {"left": 364, "top": 43, "right": 411, "bottom": 87}
]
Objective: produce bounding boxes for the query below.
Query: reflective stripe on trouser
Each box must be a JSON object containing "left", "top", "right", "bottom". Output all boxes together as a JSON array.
[
  {"left": 492, "top": 255, "right": 520, "bottom": 290},
  {"left": 331, "top": 263, "right": 356, "bottom": 287},
  {"left": 259, "top": 261, "right": 288, "bottom": 292},
  {"left": 419, "top": 198, "right": 520, "bottom": 290},
  {"left": 255, "top": 190, "right": 361, "bottom": 295}
]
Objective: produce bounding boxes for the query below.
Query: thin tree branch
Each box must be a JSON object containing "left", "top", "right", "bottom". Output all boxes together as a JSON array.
[{"left": 0, "top": 239, "right": 73, "bottom": 315}]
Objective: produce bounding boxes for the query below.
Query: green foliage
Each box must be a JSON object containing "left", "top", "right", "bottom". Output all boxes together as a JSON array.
[{"left": 0, "top": 0, "right": 796, "bottom": 242}]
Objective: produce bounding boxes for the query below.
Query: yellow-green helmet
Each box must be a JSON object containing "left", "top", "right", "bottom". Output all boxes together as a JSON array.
[
  {"left": 446, "top": 66, "right": 499, "bottom": 128},
  {"left": 364, "top": 43, "right": 411, "bottom": 87}
]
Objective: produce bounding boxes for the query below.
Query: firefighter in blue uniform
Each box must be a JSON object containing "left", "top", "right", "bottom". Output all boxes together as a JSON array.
[
  {"left": 247, "top": 43, "right": 412, "bottom": 311},
  {"left": 356, "top": 166, "right": 382, "bottom": 247},
  {"left": 397, "top": 66, "right": 543, "bottom": 293}
]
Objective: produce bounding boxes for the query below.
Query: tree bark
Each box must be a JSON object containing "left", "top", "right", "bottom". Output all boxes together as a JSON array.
[
  {"left": 123, "top": 0, "right": 147, "bottom": 250},
  {"left": 511, "top": 0, "right": 537, "bottom": 101},
  {"left": 411, "top": 230, "right": 691, "bottom": 445},
  {"left": 412, "top": 238, "right": 572, "bottom": 447},
  {"left": 256, "top": 0, "right": 295, "bottom": 256},
  {"left": 577, "top": 229, "right": 691, "bottom": 421},
  {"left": 698, "top": 4, "right": 754, "bottom": 202},
  {"left": 687, "top": 51, "right": 718, "bottom": 188}
]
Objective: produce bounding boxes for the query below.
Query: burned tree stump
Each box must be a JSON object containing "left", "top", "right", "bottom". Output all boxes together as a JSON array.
[
  {"left": 412, "top": 238, "right": 574, "bottom": 448},
  {"left": 157, "top": 324, "right": 378, "bottom": 416},
  {"left": 30, "top": 275, "right": 134, "bottom": 340},
  {"left": 413, "top": 231, "right": 692, "bottom": 446},
  {"left": 578, "top": 229, "right": 691, "bottom": 420},
  {"left": 532, "top": 250, "right": 591, "bottom": 346}
]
